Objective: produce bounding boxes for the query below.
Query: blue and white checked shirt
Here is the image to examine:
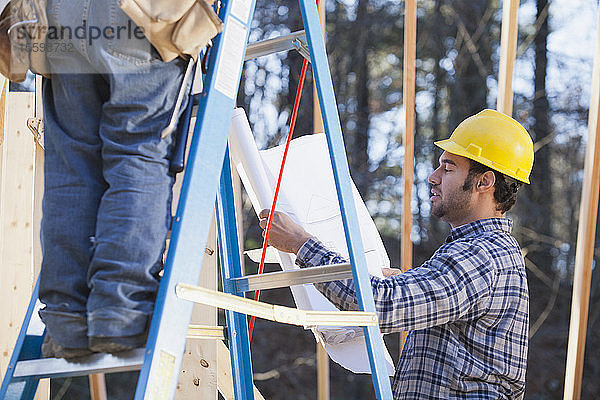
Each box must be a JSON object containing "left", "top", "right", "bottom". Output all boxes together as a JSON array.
[{"left": 296, "top": 218, "right": 528, "bottom": 399}]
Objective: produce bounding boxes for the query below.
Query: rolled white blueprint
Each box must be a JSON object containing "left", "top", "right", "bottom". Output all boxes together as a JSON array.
[{"left": 228, "top": 108, "right": 394, "bottom": 375}]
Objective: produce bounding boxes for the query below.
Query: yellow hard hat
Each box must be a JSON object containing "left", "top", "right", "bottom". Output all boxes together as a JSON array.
[{"left": 434, "top": 109, "right": 534, "bottom": 184}]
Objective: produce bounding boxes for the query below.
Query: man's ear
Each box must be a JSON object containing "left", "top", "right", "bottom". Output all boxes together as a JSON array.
[{"left": 476, "top": 170, "right": 496, "bottom": 192}]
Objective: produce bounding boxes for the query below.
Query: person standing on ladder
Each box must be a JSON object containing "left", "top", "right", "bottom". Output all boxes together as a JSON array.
[
  {"left": 259, "top": 109, "right": 534, "bottom": 399},
  {"left": 37, "top": 0, "right": 220, "bottom": 358}
]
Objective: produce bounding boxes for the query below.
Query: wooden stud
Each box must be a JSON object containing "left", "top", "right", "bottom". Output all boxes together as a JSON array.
[
  {"left": 0, "top": 86, "right": 37, "bottom": 387},
  {"left": 313, "top": 1, "right": 330, "bottom": 398},
  {"left": 216, "top": 341, "right": 265, "bottom": 400},
  {"left": 401, "top": 0, "right": 416, "bottom": 272},
  {"left": 316, "top": 342, "right": 329, "bottom": 400},
  {"left": 563, "top": 9, "right": 600, "bottom": 400},
  {"left": 312, "top": 0, "right": 326, "bottom": 136},
  {"left": 0, "top": 79, "right": 6, "bottom": 147},
  {"left": 497, "top": 0, "right": 520, "bottom": 115},
  {"left": 175, "top": 214, "right": 218, "bottom": 399},
  {"left": 33, "top": 75, "right": 49, "bottom": 400},
  {"left": 88, "top": 374, "right": 108, "bottom": 400},
  {"left": 400, "top": 0, "right": 417, "bottom": 354},
  {"left": 171, "top": 110, "right": 219, "bottom": 399}
]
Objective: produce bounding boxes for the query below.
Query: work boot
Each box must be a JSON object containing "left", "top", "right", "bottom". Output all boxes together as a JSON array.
[
  {"left": 41, "top": 334, "right": 93, "bottom": 361},
  {"left": 89, "top": 333, "right": 147, "bottom": 355}
]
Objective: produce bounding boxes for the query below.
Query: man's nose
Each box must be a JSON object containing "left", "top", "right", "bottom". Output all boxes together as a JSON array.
[{"left": 428, "top": 169, "right": 439, "bottom": 185}]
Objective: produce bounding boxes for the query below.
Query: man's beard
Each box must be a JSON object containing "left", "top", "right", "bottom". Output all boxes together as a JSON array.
[{"left": 431, "top": 184, "right": 473, "bottom": 222}]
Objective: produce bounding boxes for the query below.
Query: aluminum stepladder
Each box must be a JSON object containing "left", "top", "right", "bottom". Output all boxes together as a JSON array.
[{"left": 0, "top": 0, "right": 394, "bottom": 398}]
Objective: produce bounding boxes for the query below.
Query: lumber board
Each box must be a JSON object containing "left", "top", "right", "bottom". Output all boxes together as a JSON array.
[
  {"left": 401, "top": 0, "right": 416, "bottom": 271},
  {"left": 497, "top": 0, "right": 520, "bottom": 115},
  {"left": 563, "top": 9, "right": 600, "bottom": 400},
  {"left": 400, "top": 0, "right": 417, "bottom": 356},
  {"left": 313, "top": 3, "right": 329, "bottom": 398},
  {"left": 175, "top": 215, "right": 218, "bottom": 399},
  {"left": 33, "top": 74, "right": 49, "bottom": 400},
  {"left": 0, "top": 90, "right": 37, "bottom": 385},
  {"left": 216, "top": 341, "right": 265, "bottom": 400}
]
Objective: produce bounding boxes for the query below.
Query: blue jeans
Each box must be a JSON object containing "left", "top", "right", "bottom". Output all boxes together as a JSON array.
[{"left": 38, "top": 0, "right": 188, "bottom": 348}]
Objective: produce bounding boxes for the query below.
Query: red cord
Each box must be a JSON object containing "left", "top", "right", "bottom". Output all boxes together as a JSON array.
[{"left": 248, "top": 58, "right": 310, "bottom": 341}]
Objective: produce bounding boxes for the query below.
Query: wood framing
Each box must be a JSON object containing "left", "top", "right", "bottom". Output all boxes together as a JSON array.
[
  {"left": 401, "top": 0, "right": 416, "bottom": 271},
  {"left": 313, "top": 2, "right": 330, "bottom": 396},
  {"left": 33, "top": 72, "right": 49, "bottom": 400},
  {"left": 316, "top": 343, "right": 329, "bottom": 400},
  {"left": 216, "top": 341, "right": 265, "bottom": 400},
  {"left": 0, "top": 85, "right": 35, "bottom": 378},
  {"left": 0, "top": 79, "right": 48, "bottom": 400},
  {"left": 88, "top": 374, "right": 108, "bottom": 400},
  {"left": 175, "top": 215, "right": 218, "bottom": 399},
  {"left": 497, "top": 0, "right": 520, "bottom": 115},
  {"left": 563, "top": 9, "right": 600, "bottom": 400},
  {"left": 170, "top": 114, "right": 219, "bottom": 399},
  {"left": 400, "top": 0, "right": 417, "bottom": 353}
]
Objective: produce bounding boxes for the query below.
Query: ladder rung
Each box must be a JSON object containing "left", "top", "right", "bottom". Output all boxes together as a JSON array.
[
  {"left": 12, "top": 348, "right": 146, "bottom": 380},
  {"left": 245, "top": 31, "right": 309, "bottom": 61},
  {"left": 187, "top": 324, "right": 226, "bottom": 340},
  {"left": 229, "top": 263, "right": 353, "bottom": 293},
  {"left": 11, "top": 326, "right": 224, "bottom": 381},
  {"left": 176, "top": 283, "right": 378, "bottom": 327}
]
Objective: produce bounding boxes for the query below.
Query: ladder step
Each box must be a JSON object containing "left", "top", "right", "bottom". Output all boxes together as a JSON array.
[
  {"left": 12, "top": 348, "right": 146, "bottom": 380},
  {"left": 11, "top": 325, "right": 225, "bottom": 381},
  {"left": 245, "top": 30, "right": 309, "bottom": 61},
  {"left": 228, "top": 263, "right": 353, "bottom": 293}
]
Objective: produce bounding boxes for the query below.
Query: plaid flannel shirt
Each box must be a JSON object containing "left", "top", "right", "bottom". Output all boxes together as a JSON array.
[{"left": 296, "top": 218, "right": 528, "bottom": 399}]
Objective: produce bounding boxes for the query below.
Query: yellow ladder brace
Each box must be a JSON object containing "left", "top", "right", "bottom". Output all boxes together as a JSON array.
[{"left": 176, "top": 283, "right": 378, "bottom": 328}]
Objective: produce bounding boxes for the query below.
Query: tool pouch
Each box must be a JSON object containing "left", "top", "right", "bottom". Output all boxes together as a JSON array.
[
  {"left": 0, "top": 0, "right": 49, "bottom": 82},
  {"left": 118, "top": 0, "right": 223, "bottom": 62}
]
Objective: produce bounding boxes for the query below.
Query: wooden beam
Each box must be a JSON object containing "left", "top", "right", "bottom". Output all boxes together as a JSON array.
[
  {"left": 88, "top": 374, "right": 108, "bottom": 400},
  {"left": 400, "top": 0, "right": 416, "bottom": 354},
  {"left": 313, "top": 2, "right": 329, "bottom": 398},
  {"left": 312, "top": 0, "right": 326, "bottom": 135},
  {"left": 33, "top": 75, "right": 49, "bottom": 400},
  {"left": 401, "top": 0, "right": 416, "bottom": 272},
  {"left": 0, "top": 78, "right": 6, "bottom": 147},
  {"left": 175, "top": 214, "right": 218, "bottom": 399},
  {"left": 216, "top": 341, "right": 265, "bottom": 400},
  {"left": 563, "top": 9, "right": 600, "bottom": 400},
  {"left": 0, "top": 87, "right": 37, "bottom": 389},
  {"left": 171, "top": 111, "right": 219, "bottom": 399},
  {"left": 316, "top": 342, "right": 329, "bottom": 400},
  {"left": 497, "top": 0, "right": 520, "bottom": 115}
]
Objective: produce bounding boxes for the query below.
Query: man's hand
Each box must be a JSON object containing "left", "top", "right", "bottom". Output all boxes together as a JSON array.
[
  {"left": 382, "top": 268, "right": 402, "bottom": 277},
  {"left": 258, "top": 209, "right": 313, "bottom": 254}
]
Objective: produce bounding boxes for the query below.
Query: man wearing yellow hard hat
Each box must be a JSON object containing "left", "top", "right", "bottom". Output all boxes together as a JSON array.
[{"left": 259, "top": 109, "right": 534, "bottom": 399}]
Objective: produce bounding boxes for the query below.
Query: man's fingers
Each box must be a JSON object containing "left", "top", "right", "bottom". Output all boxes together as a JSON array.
[
  {"left": 259, "top": 209, "right": 270, "bottom": 219},
  {"left": 382, "top": 268, "right": 402, "bottom": 277}
]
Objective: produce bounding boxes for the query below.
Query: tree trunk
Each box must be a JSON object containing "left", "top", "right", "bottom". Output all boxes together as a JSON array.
[{"left": 349, "top": 0, "right": 371, "bottom": 195}]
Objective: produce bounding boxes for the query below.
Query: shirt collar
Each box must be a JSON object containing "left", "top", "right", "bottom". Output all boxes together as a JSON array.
[{"left": 445, "top": 218, "right": 513, "bottom": 243}]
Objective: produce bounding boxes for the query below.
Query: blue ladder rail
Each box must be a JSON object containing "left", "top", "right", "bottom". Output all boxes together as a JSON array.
[
  {"left": 0, "top": 280, "right": 43, "bottom": 400},
  {"left": 296, "top": 0, "right": 393, "bottom": 397}
]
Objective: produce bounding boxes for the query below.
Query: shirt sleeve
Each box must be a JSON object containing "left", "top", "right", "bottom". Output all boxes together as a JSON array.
[{"left": 296, "top": 238, "right": 496, "bottom": 334}]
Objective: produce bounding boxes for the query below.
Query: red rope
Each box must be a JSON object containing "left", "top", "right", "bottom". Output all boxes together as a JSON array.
[{"left": 248, "top": 58, "right": 310, "bottom": 341}]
